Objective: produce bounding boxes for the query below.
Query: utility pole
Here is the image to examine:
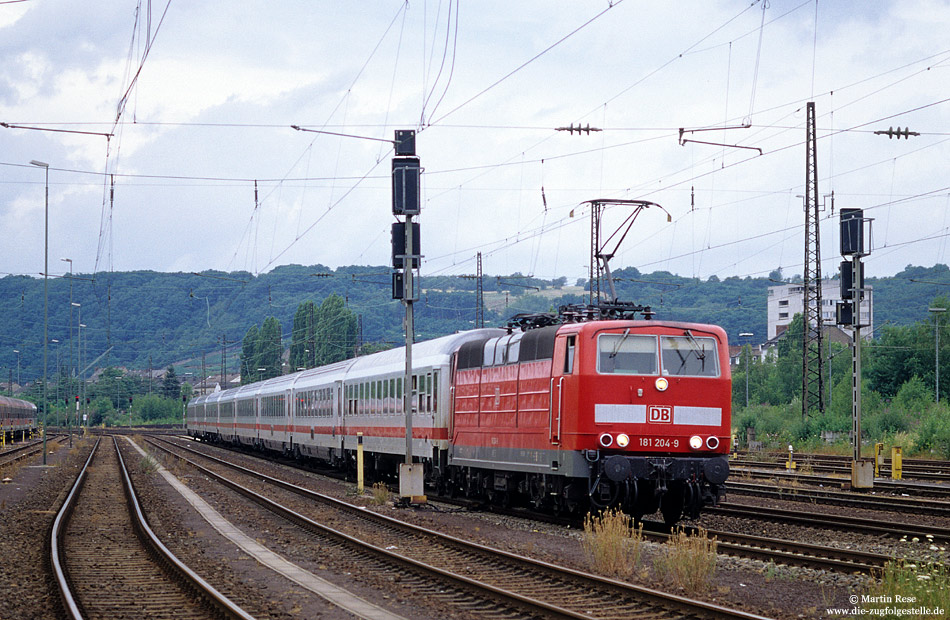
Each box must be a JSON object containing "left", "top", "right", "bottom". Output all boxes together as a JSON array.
[
  {"left": 802, "top": 101, "right": 825, "bottom": 421},
  {"left": 476, "top": 252, "right": 484, "bottom": 328}
]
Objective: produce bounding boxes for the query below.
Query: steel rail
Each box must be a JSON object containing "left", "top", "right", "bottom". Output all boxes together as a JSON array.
[
  {"left": 725, "top": 480, "right": 950, "bottom": 516},
  {"left": 709, "top": 503, "right": 950, "bottom": 543}
]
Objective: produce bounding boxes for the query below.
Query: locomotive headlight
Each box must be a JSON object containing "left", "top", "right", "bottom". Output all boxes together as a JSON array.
[
  {"left": 689, "top": 435, "right": 703, "bottom": 450},
  {"left": 655, "top": 377, "right": 669, "bottom": 392},
  {"left": 616, "top": 433, "right": 630, "bottom": 448},
  {"left": 599, "top": 433, "right": 614, "bottom": 447}
]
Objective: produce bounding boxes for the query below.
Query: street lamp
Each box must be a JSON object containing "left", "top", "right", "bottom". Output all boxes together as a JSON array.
[
  {"left": 257, "top": 367, "right": 266, "bottom": 382},
  {"left": 929, "top": 307, "right": 946, "bottom": 403},
  {"left": 31, "top": 159, "right": 49, "bottom": 464},
  {"left": 739, "top": 332, "right": 754, "bottom": 408},
  {"left": 13, "top": 349, "right": 19, "bottom": 388}
]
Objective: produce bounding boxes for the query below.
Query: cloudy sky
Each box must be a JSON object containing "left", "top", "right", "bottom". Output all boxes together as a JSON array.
[{"left": 2, "top": 0, "right": 948, "bottom": 286}]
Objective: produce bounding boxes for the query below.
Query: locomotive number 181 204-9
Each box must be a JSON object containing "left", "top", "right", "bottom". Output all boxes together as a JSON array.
[{"left": 638, "top": 437, "right": 680, "bottom": 449}]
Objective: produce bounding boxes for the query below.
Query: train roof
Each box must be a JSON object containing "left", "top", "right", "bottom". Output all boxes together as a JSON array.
[
  {"left": 557, "top": 319, "right": 728, "bottom": 340},
  {"left": 345, "top": 328, "right": 507, "bottom": 380},
  {"left": 0, "top": 395, "right": 36, "bottom": 411}
]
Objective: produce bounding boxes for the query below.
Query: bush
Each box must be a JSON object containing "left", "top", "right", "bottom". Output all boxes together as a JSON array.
[
  {"left": 581, "top": 508, "right": 643, "bottom": 577},
  {"left": 653, "top": 527, "right": 717, "bottom": 593},
  {"left": 913, "top": 409, "right": 950, "bottom": 459}
]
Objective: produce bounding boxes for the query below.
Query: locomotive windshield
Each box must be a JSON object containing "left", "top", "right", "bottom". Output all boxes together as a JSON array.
[
  {"left": 660, "top": 335, "right": 720, "bottom": 377},
  {"left": 597, "top": 334, "right": 658, "bottom": 375}
]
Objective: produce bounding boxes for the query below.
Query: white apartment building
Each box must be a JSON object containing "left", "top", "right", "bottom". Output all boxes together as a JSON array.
[{"left": 767, "top": 281, "right": 873, "bottom": 340}]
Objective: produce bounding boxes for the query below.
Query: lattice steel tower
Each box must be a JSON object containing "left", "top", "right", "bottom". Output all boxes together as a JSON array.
[
  {"left": 475, "top": 252, "right": 484, "bottom": 328},
  {"left": 802, "top": 101, "right": 825, "bottom": 420}
]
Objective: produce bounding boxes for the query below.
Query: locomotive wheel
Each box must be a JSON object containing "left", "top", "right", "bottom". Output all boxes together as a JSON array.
[{"left": 661, "top": 484, "right": 685, "bottom": 526}]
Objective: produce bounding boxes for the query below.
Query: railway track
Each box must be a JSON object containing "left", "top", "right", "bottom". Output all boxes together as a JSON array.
[
  {"left": 733, "top": 452, "right": 950, "bottom": 481},
  {"left": 725, "top": 480, "right": 950, "bottom": 516},
  {"left": 0, "top": 435, "right": 64, "bottom": 470},
  {"left": 729, "top": 465, "right": 950, "bottom": 499},
  {"left": 708, "top": 502, "right": 950, "bottom": 543},
  {"left": 151, "top": 437, "right": 773, "bottom": 620},
  {"left": 182, "top": 437, "right": 898, "bottom": 575},
  {"left": 49, "top": 435, "right": 252, "bottom": 620}
]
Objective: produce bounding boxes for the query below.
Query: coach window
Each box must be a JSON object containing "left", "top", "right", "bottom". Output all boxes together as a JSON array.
[
  {"left": 564, "top": 335, "right": 576, "bottom": 374},
  {"left": 597, "top": 333, "right": 658, "bottom": 375},
  {"left": 428, "top": 373, "right": 433, "bottom": 412},
  {"left": 432, "top": 371, "right": 438, "bottom": 412}
]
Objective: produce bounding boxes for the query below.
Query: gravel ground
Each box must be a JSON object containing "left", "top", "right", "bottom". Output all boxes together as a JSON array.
[{"left": 2, "top": 434, "right": 943, "bottom": 620}]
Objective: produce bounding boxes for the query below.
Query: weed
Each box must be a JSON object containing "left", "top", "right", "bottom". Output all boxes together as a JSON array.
[
  {"left": 866, "top": 560, "right": 950, "bottom": 618},
  {"left": 581, "top": 508, "right": 643, "bottom": 578},
  {"left": 653, "top": 527, "right": 718, "bottom": 593},
  {"left": 139, "top": 453, "right": 159, "bottom": 475},
  {"left": 370, "top": 481, "right": 390, "bottom": 505}
]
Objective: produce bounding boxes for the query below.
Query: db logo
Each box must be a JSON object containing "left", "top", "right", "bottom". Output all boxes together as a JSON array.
[{"left": 648, "top": 406, "right": 672, "bottom": 424}]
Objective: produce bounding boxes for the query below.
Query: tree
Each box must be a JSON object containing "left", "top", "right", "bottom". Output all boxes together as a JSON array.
[
  {"left": 290, "top": 300, "right": 316, "bottom": 371},
  {"left": 162, "top": 366, "right": 181, "bottom": 399},
  {"left": 258, "top": 316, "right": 283, "bottom": 379},
  {"left": 315, "top": 295, "right": 357, "bottom": 365},
  {"left": 240, "top": 324, "right": 260, "bottom": 385}
]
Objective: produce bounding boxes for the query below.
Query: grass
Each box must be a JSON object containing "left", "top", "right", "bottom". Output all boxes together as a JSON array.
[
  {"left": 866, "top": 560, "right": 950, "bottom": 618},
  {"left": 581, "top": 508, "right": 643, "bottom": 578},
  {"left": 653, "top": 527, "right": 718, "bottom": 593},
  {"left": 139, "top": 452, "right": 159, "bottom": 475},
  {"left": 370, "top": 481, "right": 390, "bottom": 505}
]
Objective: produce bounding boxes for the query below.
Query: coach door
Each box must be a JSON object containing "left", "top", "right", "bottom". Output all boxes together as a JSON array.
[{"left": 549, "top": 334, "right": 576, "bottom": 445}]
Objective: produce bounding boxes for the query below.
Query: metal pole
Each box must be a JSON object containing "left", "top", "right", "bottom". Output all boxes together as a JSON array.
[
  {"left": 852, "top": 257, "right": 862, "bottom": 462},
  {"left": 740, "top": 332, "right": 753, "bottom": 408},
  {"left": 31, "top": 160, "right": 50, "bottom": 465},
  {"left": 930, "top": 308, "right": 946, "bottom": 403},
  {"left": 404, "top": 213, "right": 414, "bottom": 466}
]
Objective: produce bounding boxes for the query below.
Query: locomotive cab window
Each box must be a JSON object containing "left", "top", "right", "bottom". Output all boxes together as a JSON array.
[
  {"left": 660, "top": 335, "right": 720, "bottom": 377},
  {"left": 563, "top": 335, "right": 576, "bottom": 374},
  {"left": 597, "top": 333, "right": 658, "bottom": 375}
]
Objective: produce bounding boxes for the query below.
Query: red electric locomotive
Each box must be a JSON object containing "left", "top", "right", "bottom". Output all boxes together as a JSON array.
[{"left": 446, "top": 304, "right": 730, "bottom": 523}]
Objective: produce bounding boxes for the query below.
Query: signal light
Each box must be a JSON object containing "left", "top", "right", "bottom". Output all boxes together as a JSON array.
[
  {"left": 598, "top": 433, "right": 613, "bottom": 448},
  {"left": 689, "top": 435, "right": 703, "bottom": 450},
  {"left": 655, "top": 377, "right": 669, "bottom": 391},
  {"left": 616, "top": 433, "right": 630, "bottom": 448}
]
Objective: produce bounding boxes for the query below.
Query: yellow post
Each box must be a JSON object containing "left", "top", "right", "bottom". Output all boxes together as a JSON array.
[
  {"left": 891, "top": 446, "right": 902, "bottom": 480},
  {"left": 785, "top": 444, "right": 796, "bottom": 471},
  {"left": 356, "top": 432, "right": 364, "bottom": 494},
  {"left": 874, "top": 443, "right": 884, "bottom": 477}
]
